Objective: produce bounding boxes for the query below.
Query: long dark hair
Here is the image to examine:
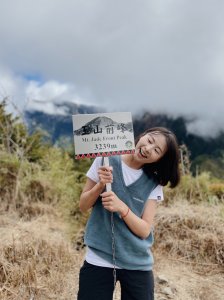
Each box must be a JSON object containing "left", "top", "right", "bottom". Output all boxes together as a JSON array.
[{"left": 135, "top": 127, "right": 180, "bottom": 188}]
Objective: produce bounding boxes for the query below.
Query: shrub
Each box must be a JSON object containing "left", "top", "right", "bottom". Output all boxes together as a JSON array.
[
  {"left": 0, "top": 99, "right": 49, "bottom": 162},
  {"left": 209, "top": 183, "right": 224, "bottom": 200},
  {"left": 164, "top": 172, "right": 211, "bottom": 205}
]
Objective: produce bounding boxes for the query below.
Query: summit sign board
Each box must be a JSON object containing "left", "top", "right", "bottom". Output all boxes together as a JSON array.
[{"left": 72, "top": 112, "right": 135, "bottom": 159}]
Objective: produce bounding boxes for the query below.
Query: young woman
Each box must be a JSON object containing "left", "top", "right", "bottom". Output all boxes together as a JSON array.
[{"left": 78, "top": 127, "right": 180, "bottom": 300}]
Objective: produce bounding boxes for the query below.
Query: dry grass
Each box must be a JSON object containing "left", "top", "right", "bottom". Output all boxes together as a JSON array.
[
  {"left": 153, "top": 253, "right": 224, "bottom": 300},
  {"left": 1, "top": 148, "right": 224, "bottom": 299},
  {"left": 154, "top": 201, "right": 224, "bottom": 274},
  {"left": 1, "top": 199, "right": 224, "bottom": 300},
  {"left": 0, "top": 209, "right": 79, "bottom": 300}
]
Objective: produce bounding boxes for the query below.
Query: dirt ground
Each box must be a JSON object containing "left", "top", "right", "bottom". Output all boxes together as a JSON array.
[
  {"left": 1, "top": 203, "right": 223, "bottom": 300},
  {"left": 72, "top": 249, "right": 224, "bottom": 300}
]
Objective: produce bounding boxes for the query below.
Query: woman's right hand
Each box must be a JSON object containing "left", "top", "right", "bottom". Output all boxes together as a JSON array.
[{"left": 97, "top": 166, "right": 113, "bottom": 187}]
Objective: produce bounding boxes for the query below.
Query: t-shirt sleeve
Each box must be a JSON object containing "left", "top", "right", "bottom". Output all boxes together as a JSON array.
[
  {"left": 86, "top": 157, "right": 103, "bottom": 183},
  {"left": 148, "top": 184, "right": 164, "bottom": 202}
]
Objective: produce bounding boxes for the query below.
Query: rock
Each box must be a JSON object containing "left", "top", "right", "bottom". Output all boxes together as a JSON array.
[
  {"left": 156, "top": 274, "right": 169, "bottom": 284},
  {"left": 162, "top": 286, "right": 173, "bottom": 297},
  {"left": 169, "top": 283, "right": 177, "bottom": 294},
  {"left": 155, "top": 296, "right": 167, "bottom": 300}
]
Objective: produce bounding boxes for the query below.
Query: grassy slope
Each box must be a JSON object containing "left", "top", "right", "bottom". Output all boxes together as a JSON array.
[
  {"left": 1, "top": 202, "right": 223, "bottom": 300},
  {"left": 0, "top": 150, "right": 224, "bottom": 299}
]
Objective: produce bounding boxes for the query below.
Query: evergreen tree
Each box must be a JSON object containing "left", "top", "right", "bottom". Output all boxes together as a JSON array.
[{"left": 0, "top": 99, "right": 48, "bottom": 162}]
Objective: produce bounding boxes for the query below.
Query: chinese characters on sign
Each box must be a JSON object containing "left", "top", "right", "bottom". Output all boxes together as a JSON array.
[{"left": 72, "top": 112, "right": 135, "bottom": 159}]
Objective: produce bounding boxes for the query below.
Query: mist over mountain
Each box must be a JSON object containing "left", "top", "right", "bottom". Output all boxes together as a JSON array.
[
  {"left": 133, "top": 112, "right": 224, "bottom": 159},
  {"left": 25, "top": 101, "right": 224, "bottom": 177},
  {"left": 25, "top": 101, "right": 102, "bottom": 143}
]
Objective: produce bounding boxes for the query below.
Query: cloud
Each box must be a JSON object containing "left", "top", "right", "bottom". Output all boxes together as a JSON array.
[
  {"left": 0, "top": 67, "right": 88, "bottom": 115},
  {"left": 0, "top": 0, "right": 224, "bottom": 136},
  {"left": 25, "top": 80, "right": 84, "bottom": 114},
  {"left": 0, "top": 66, "right": 28, "bottom": 112}
]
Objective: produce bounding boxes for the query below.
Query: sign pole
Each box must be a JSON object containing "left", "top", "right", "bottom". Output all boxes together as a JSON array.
[{"left": 104, "top": 156, "right": 112, "bottom": 192}]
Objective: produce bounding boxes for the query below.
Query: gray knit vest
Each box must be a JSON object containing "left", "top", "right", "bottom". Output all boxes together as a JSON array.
[{"left": 84, "top": 155, "right": 158, "bottom": 270}]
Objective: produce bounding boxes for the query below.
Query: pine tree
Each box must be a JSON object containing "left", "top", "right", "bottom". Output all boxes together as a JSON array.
[{"left": 0, "top": 99, "right": 48, "bottom": 161}]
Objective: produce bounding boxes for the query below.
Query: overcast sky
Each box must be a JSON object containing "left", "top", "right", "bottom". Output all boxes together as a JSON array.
[{"left": 0, "top": 0, "right": 224, "bottom": 136}]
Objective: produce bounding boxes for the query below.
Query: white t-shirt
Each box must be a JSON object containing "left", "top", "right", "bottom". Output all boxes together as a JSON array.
[{"left": 85, "top": 157, "right": 164, "bottom": 268}]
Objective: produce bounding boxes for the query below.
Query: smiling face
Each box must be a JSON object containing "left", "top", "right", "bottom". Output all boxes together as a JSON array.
[{"left": 134, "top": 132, "right": 167, "bottom": 165}]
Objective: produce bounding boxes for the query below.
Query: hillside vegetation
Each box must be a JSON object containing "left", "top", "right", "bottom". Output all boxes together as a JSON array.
[{"left": 0, "top": 100, "right": 224, "bottom": 299}]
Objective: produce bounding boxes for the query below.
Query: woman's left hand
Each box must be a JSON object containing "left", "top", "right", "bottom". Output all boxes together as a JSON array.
[{"left": 100, "top": 191, "right": 126, "bottom": 214}]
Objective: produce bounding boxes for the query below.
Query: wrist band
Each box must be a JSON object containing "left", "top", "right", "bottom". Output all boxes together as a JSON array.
[{"left": 121, "top": 207, "right": 130, "bottom": 219}]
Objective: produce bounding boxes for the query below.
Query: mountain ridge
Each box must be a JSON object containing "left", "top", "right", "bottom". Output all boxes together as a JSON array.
[{"left": 24, "top": 101, "right": 224, "bottom": 178}]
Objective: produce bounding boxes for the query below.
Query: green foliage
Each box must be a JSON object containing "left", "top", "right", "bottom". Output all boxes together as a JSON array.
[
  {"left": 0, "top": 99, "right": 91, "bottom": 236},
  {"left": 164, "top": 172, "right": 224, "bottom": 205},
  {"left": 0, "top": 150, "right": 42, "bottom": 212},
  {"left": 209, "top": 183, "right": 224, "bottom": 200},
  {"left": 0, "top": 151, "right": 21, "bottom": 199},
  {"left": 191, "top": 153, "right": 224, "bottom": 179},
  {"left": 0, "top": 145, "right": 89, "bottom": 232},
  {"left": 0, "top": 99, "right": 49, "bottom": 162},
  {"left": 31, "top": 148, "right": 90, "bottom": 236},
  {"left": 39, "top": 148, "right": 82, "bottom": 200},
  {"left": 73, "top": 158, "right": 92, "bottom": 174}
]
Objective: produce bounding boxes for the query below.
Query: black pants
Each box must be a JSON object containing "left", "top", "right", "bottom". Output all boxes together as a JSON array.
[{"left": 77, "top": 261, "right": 154, "bottom": 300}]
